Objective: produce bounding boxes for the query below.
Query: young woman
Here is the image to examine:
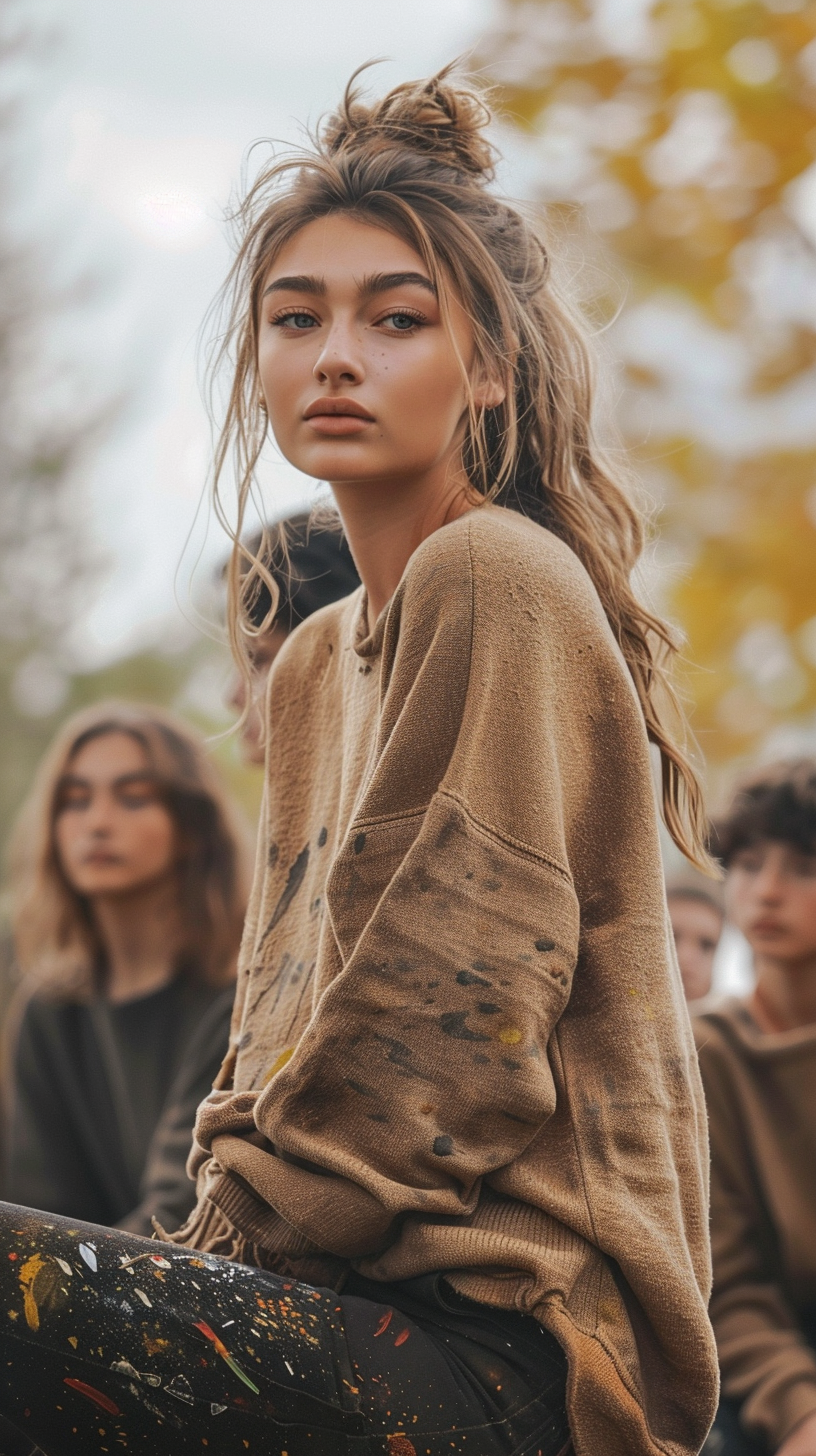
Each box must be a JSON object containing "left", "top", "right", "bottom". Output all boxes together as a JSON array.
[
  {"left": 0, "top": 71, "right": 717, "bottom": 1456},
  {"left": 3, "top": 702, "right": 249, "bottom": 1235}
]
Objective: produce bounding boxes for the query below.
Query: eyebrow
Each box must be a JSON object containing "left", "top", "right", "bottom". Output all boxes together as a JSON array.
[
  {"left": 263, "top": 271, "right": 437, "bottom": 299},
  {"left": 58, "top": 772, "right": 156, "bottom": 793}
]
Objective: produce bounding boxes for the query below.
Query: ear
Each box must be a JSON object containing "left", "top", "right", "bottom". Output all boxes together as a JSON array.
[
  {"left": 473, "top": 377, "right": 506, "bottom": 410},
  {"left": 471, "top": 359, "right": 506, "bottom": 411}
]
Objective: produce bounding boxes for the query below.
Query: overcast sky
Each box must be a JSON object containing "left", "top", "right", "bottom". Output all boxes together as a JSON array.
[{"left": 30, "top": 0, "right": 494, "bottom": 663}]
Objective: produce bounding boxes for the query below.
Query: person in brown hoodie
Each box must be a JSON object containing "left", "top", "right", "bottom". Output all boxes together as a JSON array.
[
  {"left": 0, "top": 68, "right": 717, "bottom": 1456},
  {"left": 697, "top": 760, "right": 816, "bottom": 1456}
]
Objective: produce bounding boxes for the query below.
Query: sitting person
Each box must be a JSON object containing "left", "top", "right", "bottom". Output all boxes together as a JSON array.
[
  {"left": 696, "top": 759, "right": 816, "bottom": 1456},
  {"left": 667, "top": 880, "right": 724, "bottom": 1002},
  {"left": 3, "top": 702, "right": 250, "bottom": 1234},
  {"left": 0, "top": 69, "right": 716, "bottom": 1456}
]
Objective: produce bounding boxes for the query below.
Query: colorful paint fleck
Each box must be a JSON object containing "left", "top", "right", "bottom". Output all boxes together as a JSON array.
[
  {"left": 194, "top": 1319, "right": 261, "bottom": 1394},
  {"left": 63, "top": 1378, "right": 120, "bottom": 1416},
  {"left": 18, "top": 1252, "right": 46, "bottom": 1331}
]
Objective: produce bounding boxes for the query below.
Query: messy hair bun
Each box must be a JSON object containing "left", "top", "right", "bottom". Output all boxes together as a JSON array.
[
  {"left": 214, "top": 64, "right": 713, "bottom": 872},
  {"left": 321, "top": 66, "right": 496, "bottom": 181}
]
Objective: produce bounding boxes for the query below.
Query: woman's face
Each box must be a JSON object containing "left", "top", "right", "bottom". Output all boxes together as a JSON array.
[
  {"left": 257, "top": 214, "right": 491, "bottom": 492},
  {"left": 54, "top": 731, "right": 178, "bottom": 898}
]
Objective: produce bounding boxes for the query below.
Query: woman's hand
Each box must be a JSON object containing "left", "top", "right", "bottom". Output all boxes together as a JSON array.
[{"left": 778, "top": 1411, "right": 816, "bottom": 1455}]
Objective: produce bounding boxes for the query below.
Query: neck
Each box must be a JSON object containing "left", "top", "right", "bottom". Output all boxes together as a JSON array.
[
  {"left": 749, "top": 954, "right": 816, "bottom": 1032},
  {"left": 91, "top": 878, "right": 181, "bottom": 1005},
  {"left": 331, "top": 460, "right": 479, "bottom": 629}
]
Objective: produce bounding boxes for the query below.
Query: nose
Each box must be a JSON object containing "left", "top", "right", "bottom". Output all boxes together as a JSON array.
[
  {"left": 313, "top": 319, "right": 364, "bottom": 388},
  {"left": 84, "top": 792, "right": 115, "bottom": 837},
  {"left": 754, "top": 863, "right": 785, "bottom": 902}
]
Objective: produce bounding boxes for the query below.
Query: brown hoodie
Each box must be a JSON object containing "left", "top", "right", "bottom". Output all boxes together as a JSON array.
[
  {"left": 694, "top": 998, "right": 816, "bottom": 1449},
  {"left": 173, "top": 504, "right": 717, "bottom": 1456}
]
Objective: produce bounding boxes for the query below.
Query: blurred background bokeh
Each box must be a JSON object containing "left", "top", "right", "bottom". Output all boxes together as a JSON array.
[{"left": 1, "top": 0, "right": 815, "bottom": 994}]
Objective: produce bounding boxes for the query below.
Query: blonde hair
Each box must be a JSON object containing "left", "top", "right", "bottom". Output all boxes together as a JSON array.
[
  {"left": 212, "top": 65, "right": 711, "bottom": 868},
  {"left": 10, "top": 701, "right": 251, "bottom": 996}
]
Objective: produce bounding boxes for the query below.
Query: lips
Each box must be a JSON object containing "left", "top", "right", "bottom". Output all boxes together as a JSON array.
[{"left": 303, "top": 397, "right": 374, "bottom": 421}]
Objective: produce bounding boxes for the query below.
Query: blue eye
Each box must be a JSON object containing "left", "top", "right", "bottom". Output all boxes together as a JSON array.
[
  {"left": 276, "top": 312, "right": 317, "bottom": 330},
  {"left": 387, "top": 312, "right": 419, "bottom": 331}
]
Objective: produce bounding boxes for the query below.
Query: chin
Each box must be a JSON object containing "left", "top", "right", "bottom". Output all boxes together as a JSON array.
[
  {"left": 286, "top": 444, "right": 399, "bottom": 482},
  {"left": 74, "top": 875, "right": 135, "bottom": 896}
]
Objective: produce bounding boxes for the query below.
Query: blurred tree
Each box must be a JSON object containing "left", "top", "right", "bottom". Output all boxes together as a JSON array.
[
  {"left": 0, "top": 0, "right": 259, "bottom": 869},
  {"left": 0, "top": 0, "right": 111, "bottom": 845},
  {"left": 481, "top": 0, "right": 816, "bottom": 788}
]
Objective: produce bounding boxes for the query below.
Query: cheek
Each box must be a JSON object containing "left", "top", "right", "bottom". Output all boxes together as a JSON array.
[
  {"left": 383, "top": 342, "right": 466, "bottom": 436},
  {"left": 724, "top": 874, "right": 751, "bottom": 921},
  {"left": 259, "top": 342, "right": 303, "bottom": 424},
  {"left": 125, "top": 811, "right": 177, "bottom": 871},
  {"left": 53, "top": 816, "right": 81, "bottom": 869},
  {"left": 792, "top": 883, "right": 816, "bottom": 930}
]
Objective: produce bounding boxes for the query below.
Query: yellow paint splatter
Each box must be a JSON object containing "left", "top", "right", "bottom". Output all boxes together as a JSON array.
[
  {"left": 142, "top": 1334, "right": 170, "bottom": 1357},
  {"left": 498, "top": 1027, "right": 522, "bottom": 1045},
  {"left": 19, "top": 1253, "right": 45, "bottom": 1331},
  {"left": 262, "top": 1047, "right": 295, "bottom": 1085},
  {"left": 68, "top": 1336, "right": 78, "bottom": 1348}
]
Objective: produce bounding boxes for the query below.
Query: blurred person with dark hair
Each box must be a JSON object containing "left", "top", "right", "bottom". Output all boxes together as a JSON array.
[
  {"left": 697, "top": 759, "right": 816, "bottom": 1456},
  {"left": 2, "top": 702, "right": 251, "bottom": 1235},
  {"left": 667, "top": 881, "right": 724, "bottom": 1002},
  {"left": 228, "top": 509, "right": 359, "bottom": 764}
]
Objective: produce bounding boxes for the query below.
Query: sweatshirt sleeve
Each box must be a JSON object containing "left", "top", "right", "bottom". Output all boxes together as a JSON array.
[
  {"left": 201, "top": 515, "right": 582, "bottom": 1258},
  {"left": 699, "top": 1035, "right": 816, "bottom": 1447}
]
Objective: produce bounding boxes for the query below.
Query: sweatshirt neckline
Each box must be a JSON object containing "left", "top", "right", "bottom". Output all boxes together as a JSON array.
[
  {"left": 349, "top": 502, "right": 500, "bottom": 660},
  {"left": 352, "top": 590, "right": 387, "bottom": 660},
  {"left": 701, "top": 995, "right": 816, "bottom": 1055}
]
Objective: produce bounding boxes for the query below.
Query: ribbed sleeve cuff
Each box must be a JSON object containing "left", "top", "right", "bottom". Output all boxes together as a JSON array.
[
  {"left": 772, "top": 1381, "right": 816, "bottom": 1447},
  {"left": 209, "top": 1133, "right": 396, "bottom": 1257}
]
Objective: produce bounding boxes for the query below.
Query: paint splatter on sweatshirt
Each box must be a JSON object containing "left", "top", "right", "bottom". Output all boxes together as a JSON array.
[{"left": 173, "top": 504, "right": 717, "bottom": 1456}]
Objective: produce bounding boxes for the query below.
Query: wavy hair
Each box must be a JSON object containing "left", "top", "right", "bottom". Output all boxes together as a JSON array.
[
  {"left": 211, "top": 65, "right": 712, "bottom": 868},
  {"left": 10, "top": 701, "right": 251, "bottom": 996}
]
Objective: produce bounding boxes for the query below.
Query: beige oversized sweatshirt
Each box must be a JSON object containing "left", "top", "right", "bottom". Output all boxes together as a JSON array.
[
  {"left": 175, "top": 504, "right": 717, "bottom": 1456},
  {"left": 694, "top": 999, "right": 816, "bottom": 1450}
]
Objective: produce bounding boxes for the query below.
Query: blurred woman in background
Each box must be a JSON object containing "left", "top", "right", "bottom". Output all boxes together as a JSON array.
[{"left": 3, "top": 701, "right": 249, "bottom": 1234}]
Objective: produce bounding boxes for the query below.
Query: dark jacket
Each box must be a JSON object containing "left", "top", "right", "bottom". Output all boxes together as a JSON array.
[{"left": 3, "top": 976, "right": 233, "bottom": 1234}]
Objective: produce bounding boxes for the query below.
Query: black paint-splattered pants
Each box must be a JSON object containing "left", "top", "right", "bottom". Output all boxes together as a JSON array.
[{"left": 0, "top": 1203, "right": 571, "bottom": 1456}]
